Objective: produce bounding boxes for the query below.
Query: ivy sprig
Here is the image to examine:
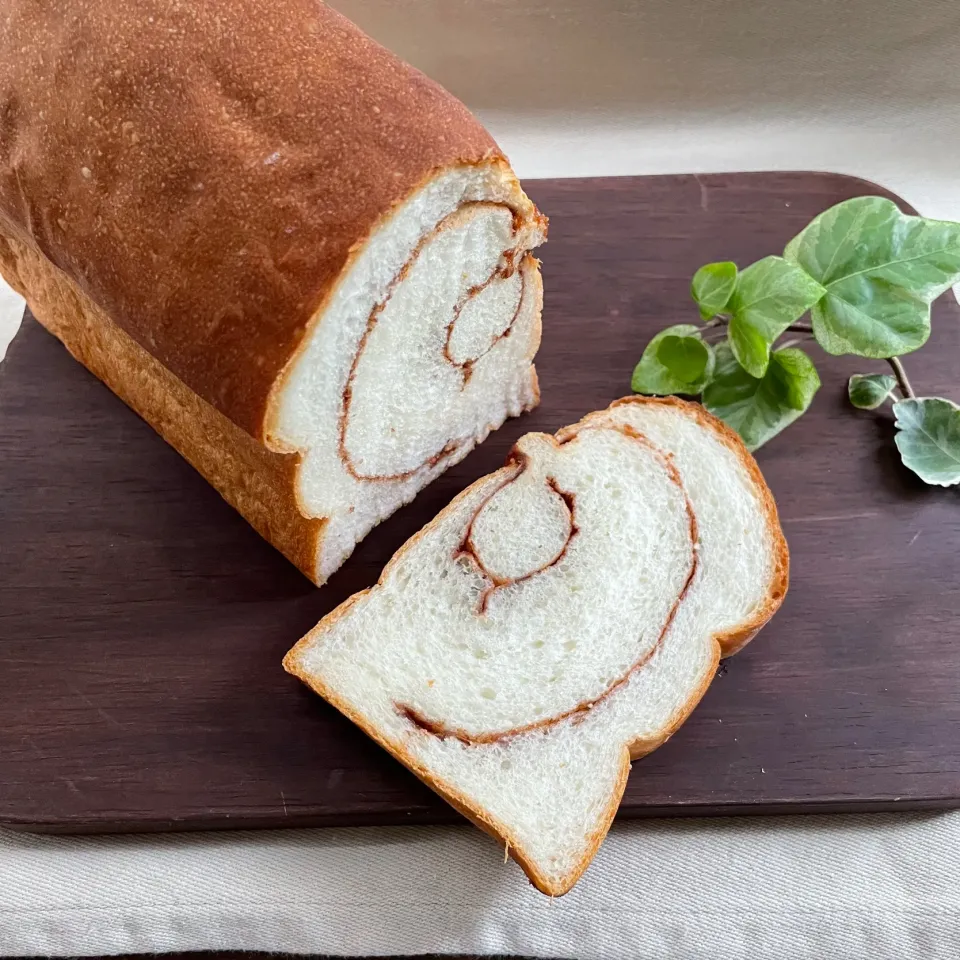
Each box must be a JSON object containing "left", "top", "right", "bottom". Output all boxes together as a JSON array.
[{"left": 631, "top": 196, "right": 960, "bottom": 486}]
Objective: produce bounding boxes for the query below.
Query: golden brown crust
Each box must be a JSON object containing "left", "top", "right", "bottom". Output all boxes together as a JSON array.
[
  {"left": 0, "top": 236, "right": 325, "bottom": 579},
  {"left": 0, "top": 0, "right": 510, "bottom": 439},
  {"left": 284, "top": 396, "right": 789, "bottom": 896}
]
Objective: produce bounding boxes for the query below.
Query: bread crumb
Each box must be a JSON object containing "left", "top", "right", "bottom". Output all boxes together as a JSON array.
[{"left": 81, "top": 166, "right": 92, "bottom": 179}]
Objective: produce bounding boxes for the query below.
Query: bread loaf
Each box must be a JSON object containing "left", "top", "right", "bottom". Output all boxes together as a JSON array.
[
  {"left": 285, "top": 396, "right": 789, "bottom": 895},
  {"left": 0, "top": 0, "right": 545, "bottom": 582}
]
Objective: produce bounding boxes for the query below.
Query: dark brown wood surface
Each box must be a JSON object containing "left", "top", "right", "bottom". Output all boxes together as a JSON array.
[{"left": 2, "top": 171, "right": 959, "bottom": 834}]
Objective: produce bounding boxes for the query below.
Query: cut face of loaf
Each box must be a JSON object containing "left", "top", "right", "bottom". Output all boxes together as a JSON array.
[
  {"left": 270, "top": 166, "right": 545, "bottom": 580},
  {"left": 285, "top": 396, "right": 788, "bottom": 895},
  {"left": 0, "top": 1, "right": 545, "bottom": 584}
]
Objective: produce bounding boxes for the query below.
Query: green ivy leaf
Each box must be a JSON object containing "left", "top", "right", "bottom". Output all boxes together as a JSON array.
[
  {"left": 848, "top": 373, "right": 897, "bottom": 410},
  {"left": 785, "top": 196, "right": 960, "bottom": 358},
  {"left": 657, "top": 334, "right": 711, "bottom": 385},
  {"left": 892, "top": 397, "right": 960, "bottom": 486},
  {"left": 632, "top": 325, "right": 713, "bottom": 395},
  {"left": 702, "top": 341, "right": 820, "bottom": 450},
  {"left": 727, "top": 256, "right": 825, "bottom": 378},
  {"left": 767, "top": 347, "right": 820, "bottom": 411},
  {"left": 691, "top": 261, "right": 738, "bottom": 320}
]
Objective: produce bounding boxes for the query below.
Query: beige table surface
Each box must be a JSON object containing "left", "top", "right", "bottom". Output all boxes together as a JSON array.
[{"left": 2, "top": 1, "right": 960, "bottom": 956}]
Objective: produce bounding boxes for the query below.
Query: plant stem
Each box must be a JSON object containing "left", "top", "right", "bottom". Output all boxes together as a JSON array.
[
  {"left": 707, "top": 316, "right": 814, "bottom": 335},
  {"left": 706, "top": 313, "right": 917, "bottom": 400},
  {"left": 777, "top": 334, "right": 816, "bottom": 349},
  {"left": 887, "top": 356, "right": 915, "bottom": 399},
  {"left": 702, "top": 326, "right": 731, "bottom": 343}
]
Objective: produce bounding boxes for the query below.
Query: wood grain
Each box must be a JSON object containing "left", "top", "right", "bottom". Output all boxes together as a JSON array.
[{"left": 1, "top": 171, "right": 958, "bottom": 834}]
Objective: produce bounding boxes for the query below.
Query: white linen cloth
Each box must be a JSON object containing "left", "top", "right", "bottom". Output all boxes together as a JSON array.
[
  {"left": 2, "top": 0, "right": 959, "bottom": 955},
  {"left": 2, "top": 814, "right": 958, "bottom": 959}
]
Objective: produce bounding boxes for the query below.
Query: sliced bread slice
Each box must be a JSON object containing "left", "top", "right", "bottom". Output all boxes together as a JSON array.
[{"left": 284, "top": 396, "right": 788, "bottom": 895}]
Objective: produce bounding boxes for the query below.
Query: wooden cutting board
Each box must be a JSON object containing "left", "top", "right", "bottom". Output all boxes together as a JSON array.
[{"left": 2, "top": 171, "right": 959, "bottom": 834}]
